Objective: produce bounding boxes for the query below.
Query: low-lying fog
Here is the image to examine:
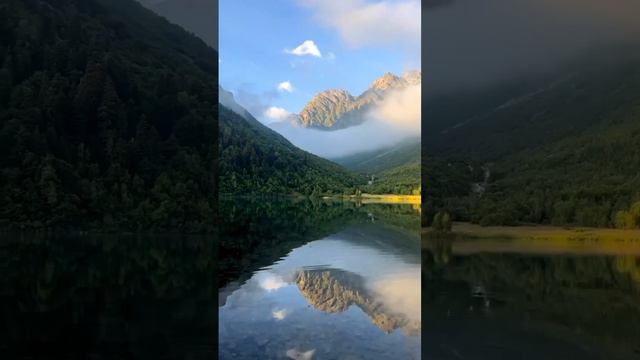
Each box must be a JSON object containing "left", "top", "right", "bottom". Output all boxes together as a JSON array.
[{"left": 269, "top": 84, "right": 421, "bottom": 159}]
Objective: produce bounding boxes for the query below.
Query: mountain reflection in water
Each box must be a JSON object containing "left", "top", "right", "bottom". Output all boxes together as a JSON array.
[
  {"left": 296, "top": 268, "right": 420, "bottom": 335},
  {"left": 218, "top": 200, "right": 421, "bottom": 360}
]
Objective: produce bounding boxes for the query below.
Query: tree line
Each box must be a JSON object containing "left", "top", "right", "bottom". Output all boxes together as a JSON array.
[{"left": 0, "top": 0, "right": 217, "bottom": 232}]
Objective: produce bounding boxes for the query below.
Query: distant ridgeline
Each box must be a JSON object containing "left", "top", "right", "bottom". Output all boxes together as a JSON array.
[
  {"left": 0, "top": 0, "right": 217, "bottom": 232},
  {"left": 423, "top": 47, "right": 640, "bottom": 228},
  {"left": 294, "top": 71, "right": 420, "bottom": 130}
]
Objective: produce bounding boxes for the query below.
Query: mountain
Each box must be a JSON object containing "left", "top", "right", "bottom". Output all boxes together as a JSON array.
[
  {"left": 333, "top": 140, "right": 421, "bottom": 195},
  {"left": 137, "top": 0, "right": 217, "bottom": 48},
  {"left": 296, "top": 269, "right": 420, "bottom": 335},
  {"left": 219, "top": 85, "right": 251, "bottom": 119},
  {"left": 0, "top": 0, "right": 217, "bottom": 231},
  {"left": 276, "top": 71, "right": 422, "bottom": 195},
  {"left": 219, "top": 88, "right": 364, "bottom": 195},
  {"left": 334, "top": 140, "right": 420, "bottom": 174},
  {"left": 425, "top": 48, "right": 640, "bottom": 161},
  {"left": 369, "top": 159, "right": 421, "bottom": 196},
  {"left": 295, "top": 71, "right": 421, "bottom": 130},
  {"left": 424, "top": 47, "right": 640, "bottom": 227}
]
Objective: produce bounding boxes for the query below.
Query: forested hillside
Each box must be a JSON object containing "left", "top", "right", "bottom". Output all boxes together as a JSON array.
[
  {"left": 425, "top": 50, "right": 640, "bottom": 160},
  {"left": 219, "top": 105, "right": 364, "bottom": 195},
  {"left": 452, "top": 104, "right": 640, "bottom": 227},
  {"left": 422, "top": 156, "right": 482, "bottom": 225},
  {"left": 364, "top": 160, "right": 421, "bottom": 195},
  {"left": 334, "top": 141, "right": 420, "bottom": 174},
  {"left": 334, "top": 140, "right": 421, "bottom": 195},
  {"left": 0, "top": 0, "right": 217, "bottom": 232},
  {"left": 424, "top": 48, "right": 640, "bottom": 228}
]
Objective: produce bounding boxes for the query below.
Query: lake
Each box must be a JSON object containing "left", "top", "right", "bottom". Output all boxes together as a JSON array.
[
  {"left": 4, "top": 203, "right": 638, "bottom": 359},
  {"left": 218, "top": 199, "right": 422, "bottom": 360},
  {"left": 423, "top": 232, "right": 640, "bottom": 359},
  {"left": 0, "top": 233, "right": 217, "bottom": 359}
]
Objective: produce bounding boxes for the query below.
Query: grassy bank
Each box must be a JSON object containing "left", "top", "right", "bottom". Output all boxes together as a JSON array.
[
  {"left": 333, "top": 194, "right": 421, "bottom": 205},
  {"left": 423, "top": 222, "right": 640, "bottom": 255}
]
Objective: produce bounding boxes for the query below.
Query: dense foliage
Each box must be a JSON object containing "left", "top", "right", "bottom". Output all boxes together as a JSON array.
[
  {"left": 422, "top": 156, "right": 482, "bottom": 226},
  {"left": 219, "top": 105, "right": 364, "bottom": 195},
  {"left": 615, "top": 201, "right": 640, "bottom": 229},
  {"left": 364, "top": 160, "right": 421, "bottom": 195},
  {"left": 442, "top": 99, "right": 640, "bottom": 227},
  {"left": 0, "top": 0, "right": 217, "bottom": 232},
  {"left": 431, "top": 210, "right": 452, "bottom": 232},
  {"left": 335, "top": 140, "right": 421, "bottom": 195},
  {"left": 424, "top": 50, "right": 640, "bottom": 227}
]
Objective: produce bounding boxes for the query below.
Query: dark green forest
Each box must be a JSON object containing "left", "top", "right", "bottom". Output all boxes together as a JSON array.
[
  {"left": 422, "top": 156, "right": 482, "bottom": 226},
  {"left": 365, "top": 160, "right": 421, "bottom": 195},
  {"left": 219, "top": 105, "right": 364, "bottom": 196},
  {"left": 424, "top": 49, "right": 640, "bottom": 228},
  {"left": 0, "top": 0, "right": 217, "bottom": 232}
]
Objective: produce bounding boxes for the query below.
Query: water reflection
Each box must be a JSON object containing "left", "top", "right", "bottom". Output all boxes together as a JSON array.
[
  {"left": 296, "top": 268, "right": 420, "bottom": 335},
  {"left": 0, "top": 234, "right": 216, "bottom": 359},
  {"left": 423, "top": 234, "right": 640, "bottom": 360},
  {"left": 218, "top": 200, "right": 421, "bottom": 360}
]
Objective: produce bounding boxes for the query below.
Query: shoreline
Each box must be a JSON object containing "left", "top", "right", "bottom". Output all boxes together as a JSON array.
[
  {"left": 221, "top": 193, "right": 421, "bottom": 205},
  {"left": 422, "top": 222, "right": 640, "bottom": 255},
  {"left": 424, "top": 222, "right": 640, "bottom": 239},
  {"left": 329, "top": 194, "right": 421, "bottom": 205}
]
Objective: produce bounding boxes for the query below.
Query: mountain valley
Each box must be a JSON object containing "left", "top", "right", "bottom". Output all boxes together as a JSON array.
[{"left": 424, "top": 47, "right": 640, "bottom": 227}]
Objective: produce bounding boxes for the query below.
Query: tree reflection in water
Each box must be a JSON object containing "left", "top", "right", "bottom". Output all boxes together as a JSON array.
[
  {"left": 218, "top": 199, "right": 421, "bottom": 360},
  {"left": 1, "top": 234, "right": 216, "bottom": 359},
  {"left": 423, "top": 233, "right": 640, "bottom": 359}
]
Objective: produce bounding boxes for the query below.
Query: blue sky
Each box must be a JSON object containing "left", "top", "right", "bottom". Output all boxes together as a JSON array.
[{"left": 219, "top": 0, "right": 421, "bottom": 123}]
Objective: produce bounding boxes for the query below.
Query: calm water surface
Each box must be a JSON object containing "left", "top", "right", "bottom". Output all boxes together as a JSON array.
[
  {"left": 0, "top": 234, "right": 216, "bottom": 359},
  {"left": 423, "top": 234, "right": 640, "bottom": 360},
  {"left": 218, "top": 200, "right": 422, "bottom": 360},
  {"left": 4, "top": 200, "right": 639, "bottom": 360}
]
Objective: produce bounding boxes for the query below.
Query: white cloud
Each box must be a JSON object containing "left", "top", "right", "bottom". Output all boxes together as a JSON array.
[
  {"left": 264, "top": 106, "right": 292, "bottom": 121},
  {"left": 272, "top": 309, "right": 288, "bottom": 320},
  {"left": 299, "top": 0, "right": 420, "bottom": 51},
  {"left": 370, "top": 84, "right": 421, "bottom": 133},
  {"left": 268, "top": 84, "right": 420, "bottom": 158},
  {"left": 285, "top": 40, "right": 322, "bottom": 57},
  {"left": 258, "top": 274, "right": 287, "bottom": 291},
  {"left": 286, "top": 348, "right": 316, "bottom": 360},
  {"left": 277, "top": 81, "right": 294, "bottom": 92}
]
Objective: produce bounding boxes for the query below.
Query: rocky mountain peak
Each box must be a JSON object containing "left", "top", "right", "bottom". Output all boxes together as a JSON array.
[
  {"left": 371, "top": 72, "right": 406, "bottom": 91},
  {"left": 313, "top": 89, "right": 353, "bottom": 102},
  {"left": 403, "top": 70, "right": 422, "bottom": 86},
  {"left": 298, "top": 89, "right": 355, "bottom": 128},
  {"left": 294, "top": 71, "right": 422, "bottom": 130}
]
